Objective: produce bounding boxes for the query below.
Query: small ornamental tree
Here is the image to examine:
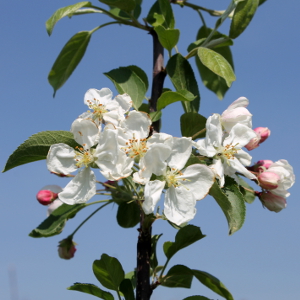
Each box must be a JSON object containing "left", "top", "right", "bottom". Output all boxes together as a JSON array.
[{"left": 3, "top": 1, "right": 295, "bottom": 300}]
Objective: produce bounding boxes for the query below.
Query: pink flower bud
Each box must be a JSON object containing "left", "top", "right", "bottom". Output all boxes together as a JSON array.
[
  {"left": 58, "top": 238, "right": 77, "bottom": 260},
  {"left": 245, "top": 132, "right": 260, "bottom": 151},
  {"left": 258, "top": 171, "right": 280, "bottom": 190},
  {"left": 248, "top": 160, "right": 274, "bottom": 172},
  {"left": 258, "top": 191, "right": 287, "bottom": 212},
  {"left": 254, "top": 127, "right": 271, "bottom": 143},
  {"left": 36, "top": 185, "right": 62, "bottom": 206}
]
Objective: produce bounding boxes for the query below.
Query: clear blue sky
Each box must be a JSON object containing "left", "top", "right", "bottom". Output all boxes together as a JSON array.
[{"left": 1, "top": 1, "right": 299, "bottom": 300}]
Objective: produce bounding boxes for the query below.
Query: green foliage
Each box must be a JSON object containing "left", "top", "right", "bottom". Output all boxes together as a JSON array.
[
  {"left": 197, "top": 47, "right": 236, "bottom": 88},
  {"left": 98, "top": 0, "right": 136, "bottom": 12},
  {"left": 116, "top": 201, "right": 140, "bottom": 228},
  {"left": 163, "top": 225, "right": 205, "bottom": 260},
  {"left": 48, "top": 31, "right": 92, "bottom": 96},
  {"left": 46, "top": 2, "right": 92, "bottom": 36},
  {"left": 191, "top": 26, "right": 234, "bottom": 100},
  {"left": 104, "top": 66, "right": 148, "bottom": 109},
  {"left": 209, "top": 177, "right": 246, "bottom": 235},
  {"left": 229, "top": 0, "right": 259, "bottom": 39},
  {"left": 150, "top": 234, "right": 163, "bottom": 270},
  {"left": 237, "top": 176, "right": 256, "bottom": 204},
  {"left": 166, "top": 54, "right": 200, "bottom": 112},
  {"left": 29, "top": 203, "right": 86, "bottom": 238},
  {"left": 93, "top": 254, "right": 125, "bottom": 291},
  {"left": 149, "top": 110, "right": 162, "bottom": 122},
  {"left": 161, "top": 265, "right": 193, "bottom": 288},
  {"left": 119, "top": 279, "right": 135, "bottom": 300},
  {"left": 68, "top": 283, "right": 114, "bottom": 300},
  {"left": 125, "top": 271, "right": 137, "bottom": 289},
  {"left": 183, "top": 296, "right": 212, "bottom": 300},
  {"left": 180, "top": 112, "right": 206, "bottom": 139},
  {"left": 3, "top": 131, "right": 78, "bottom": 172},
  {"left": 157, "top": 90, "right": 196, "bottom": 110},
  {"left": 147, "top": 0, "right": 175, "bottom": 29},
  {"left": 154, "top": 26, "right": 180, "bottom": 51}
]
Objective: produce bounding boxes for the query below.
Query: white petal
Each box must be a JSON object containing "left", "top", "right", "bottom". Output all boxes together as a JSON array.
[
  {"left": 211, "top": 159, "right": 225, "bottom": 187},
  {"left": 143, "top": 180, "right": 165, "bottom": 214},
  {"left": 84, "top": 88, "right": 113, "bottom": 106},
  {"left": 103, "top": 110, "right": 124, "bottom": 127},
  {"left": 224, "top": 158, "right": 256, "bottom": 180},
  {"left": 47, "top": 144, "right": 77, "bottom": 174},
  {"left": 114, "top": 93, "right": 132, "bottom": 113},
  {"left": 235, "top": 149, "right": 252, "bottom": 166},
  {"left": 58, "top": 168, "right": 96, "bottom": 204},
  {"left": 164, "top": 186, "right": 196, "bottom": 225},
  {"left": 47, "top": 199, "right": 63, "bottom": 216},
  {"left": 226, "top": 97, "right": 249, "bottom": 110},
  {"left": 167, "top": 137, "right": 192, "bottom": 170},
  {"left": 70, "top": 118, "right": 99, "bottom": 148},
  {"left": 147, "top": 132, "right": 173, "bottom": 147},
  {"left": 224, "top": 124, "right": 256, "bottom": 148}
]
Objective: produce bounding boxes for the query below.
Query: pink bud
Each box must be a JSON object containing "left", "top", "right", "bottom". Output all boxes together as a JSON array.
[
  {"left": 254, "top": 127, "right": 271, "bottom": 143},
  {"left": 36, "top": 185, "right": 62, "bottom": 206},
  {"left": 258, "top": 191, "right": 287, "bottom": 212},
  {"left": 258, "top": 171, "right": 280, "bottom": 190},
  {"left": 58, "top": 238, "right": 77, "bottom": 260},
  {"left": 245, "top": 133, "right": 260, "bottom": 151}
]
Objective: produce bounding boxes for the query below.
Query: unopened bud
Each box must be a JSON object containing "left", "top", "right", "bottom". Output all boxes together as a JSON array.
[
  {"left": 103, "top": 180, "right": 117, "bottom": 190},
  {"left": 248, "top": 160, "right": 274, "bottom": 172},
  {"left": 258, "top": 171, "right": 280, "bottom": 190},
  {"left": 36, "top": 185, "right": 62, "bottom": 206},
  {"left": 245, "top": 127, "right": 271, "bottom": 151},
  {"left": 58, "top": 238, "right": 77, "bottom": 260},
  {"left": 258, "top": 191, "right": 286, "bottom": 212}
]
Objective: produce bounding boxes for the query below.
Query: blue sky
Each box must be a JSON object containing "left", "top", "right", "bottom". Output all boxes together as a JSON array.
[{"left": 1, "top": 1, "right": 300, "bottom": 300}]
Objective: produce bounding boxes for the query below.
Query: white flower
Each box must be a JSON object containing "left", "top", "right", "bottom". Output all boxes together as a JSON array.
[
  {"left": 220, "top": 97, "right": 252, "bottom": 132},
  {"left": 142, "top": 137, "right": 215, "bottom": 225},
  {"left": 195, "top": 114, "right": 257, "bottom": 187},
  {"left": 80, "top": 88, "right": 132, "bottom": 127}
]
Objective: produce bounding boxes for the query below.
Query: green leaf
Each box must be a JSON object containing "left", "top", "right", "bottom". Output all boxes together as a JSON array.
[
  {"left": 149, "top": 110, "right": 162, "bottom": 122},
  {"left": 127, "top": 65, "right": 149, "bottom": 91},
  {"left": 163, "top": 225, "right": 205, "bottom": 260},
  {"left": 29, "top": 203, "right": 86, "bottom": 238},
  {"left": 104, "top": 66, "right": 147, "bottom": 109},
  {"left": 157, "top": 90, "right": 195, "bottom": 110},
  {"left": 48, "top": 31, "right": 92, "bottom": 96},
  {"left": 166, "top": 54, "right": 200, "bottom": 112},
  {"left": 229, "top": 0, "right": 259, "bottom": 39},
  {"left": 93, "top": 254, "right": 125, "bottom": 291},
  {"left": 193, "top": 27, "right": 234, "bottom": 100},
  {"left": 46, "top": 2, "right": 91, "bottom": 36},
  {"left": 108, "top": 3, "right": 142, "bottom": 21},
  {"left": 138, "top": 103, "right": 150, "bottom": 113},
  {"left": 119, "top": 279, "right": 135, "bottom": 300},
  {"left": 147, "top": 0, "right": 175, "bottom": 29},
  {"left": 183, "top": 296, "right": 212, "bottom": 300},
  {"left": 259, "top": 0, "right": 267, "bottom": 5},
  {"left": 197, "top": 47, "right": 236, "bottom": 88},
  {"left": 180, "top": 112, "right": 206, "bottom": 139},
  {"left": 116, "top": 201, "right": 140, "bottom": 228},
  {"left": 98, "top": 0, "right": 136, "bottom": 12},
  {"left": 125, "top": 271, "right": 136, "bottom": 289},
  {"left": 154, "top": 26, "right": 180, "bottom": 51},
  {"left": 209, "top": 177, "right": 246, "bottom": 235},
  {"left": 68, "top": 283, "right": 114, "bottom": 300},
  {"left": 236, "top": 176, "right": 256, "bottom": 204},
  {"left": 161, "top": 265, "right": 193, "bottom": 288},
  {"left": 3, "top": 131, "right": 78, "bottom": 172},
  {"left": 150, "top": 234, "right": 163, "bottom": 270},
  {"left": 192, "top": 270, "right": 234, "bottom": 300}
]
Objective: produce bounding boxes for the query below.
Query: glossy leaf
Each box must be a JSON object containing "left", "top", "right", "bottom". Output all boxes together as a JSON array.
[
  {"left": 29, "top": 203, "right": 86, "bottom": 238},
  {"left": 147, "top": 0, "right": 175, "bottom": 29},
  {"left": 149, "top": 110, "right": 162, "bottom": 122},
  {"left": 180, "top": 112, "right": 206, "bottom": 139},
  {"left": 166, "top": 53, "right": 200, "bottom": 112},
  {"left": 154, "top": 26, "right": 180, "bottom": 51},
  {"left": 163, "top": 225, "right": 205, "bottom": 260},
  {"left": 197, "top": 47, "right": 236, "bottom": 88},
  {"left": 46, "top": 2, "right": 91, "bottom": 36},
  {"left": 183, "top": 296, "right": 211, "bottom": 300},
  {"left": 48, "top": 31, "right": 92, "bottom": 96},
  {"left": 116, "top": 201, "right": 140, "bottom": 228},
  {"left": 104, "top": 66, "right": 147, "bottom": 109},
  {"left": 237, "top": 176, "right": 256, "bottom": 204},
  {"left": 68, "top": 283, "right": 114, "bottom": 300},
  {"left": 192, "top": 270, "right": 234, "bottom": 300},
  {"left": 150, "top": 234, "right": 163, "bottom": 270},
  {"left": 161, "top": 265, "right": 193, "bottom": 288},
  {"left": 209, "top": 177, "right": 246, "bottom": 235},
  {"left": 229, "top": 0, "right": 259, "bottom": 39},
  {"left": 93, "top": 254, "right": 125, "bottom": 291},
  {"left": 3, "top": 131, "right": 78, "bottom": 172},
  {"left": 125, "top": 271, "right": 136, "bottom": 289},
  {"left": 157, "top": 90, "right": 195, "bottom": 110},
  {"left": 98, "top": 0, "right": 136, "bottom": 12},
  {"left": 109, "top": 3, "right": 142, "bottom": 21},
  {"left": 119, "top": 279, "right": 135, "bottom": 300}
]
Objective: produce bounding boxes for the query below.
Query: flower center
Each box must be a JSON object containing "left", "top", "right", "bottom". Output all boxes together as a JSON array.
[
  {"left": 165, "top": 168, "right": 189, "bottom": 189},
  {"left": 122, "top": 133, "right": 148, "bottom": 159},
  {"left": 86, "top": 98, "right": 108, "bottom": 122},
  {"left": 217, "top": 143, "right": 239, "bottom": 160},
  {"left": 74, "top": 146, "right": 95, "bottom": 168}
]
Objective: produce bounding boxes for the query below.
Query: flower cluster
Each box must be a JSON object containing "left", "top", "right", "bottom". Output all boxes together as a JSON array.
[{"left": 45, "top": 89, "right": 294, "bottom": 225}]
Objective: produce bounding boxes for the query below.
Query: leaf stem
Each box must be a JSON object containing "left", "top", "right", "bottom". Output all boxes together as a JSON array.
[{"left": 192, "top": 128, "right": 206, "bottom": 140}]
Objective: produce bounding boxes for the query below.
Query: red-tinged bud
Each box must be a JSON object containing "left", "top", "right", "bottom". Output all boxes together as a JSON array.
[
  {"left": 36, "top": 185, "right": 62, "bottom": 206},
  {"left": 258, "top": 191, "right": 287, "bottom": 212},
  {"left": 103, "top": 180, "right": 117, "bottom": 190},
  {"left": 245, "top": 133, "right": 260, "bottom": 150},
  {"left": 58, "top": 238, "right": 77, "bottom": 260},
  {"left": 258, "top": 171, "right": 280, "bottom": 190},
  {"left": 254, "top": 127, "right": 271, "bottom": 143},
  {"left": 248, "top": 160, "right": 274, "bottom": 172}
]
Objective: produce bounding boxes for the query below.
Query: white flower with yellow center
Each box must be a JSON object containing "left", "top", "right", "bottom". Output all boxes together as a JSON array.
[
  {"left": 194, "top": 114, "right": 257, "bottom": 187},
  {"left": 142, "top": 137, "right": 215, "bottom": 226},
  {"left": 80, "top": 88, "right": 132, "bottom": 127}
]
